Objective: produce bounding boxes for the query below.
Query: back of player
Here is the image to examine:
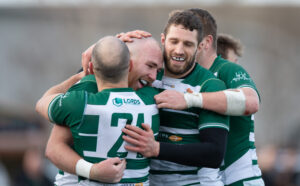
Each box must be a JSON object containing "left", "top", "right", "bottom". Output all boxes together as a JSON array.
[
  {"left": 209, "top": 56, "right": 263, "bottom": 186},
  {"left": 48, "top": 86, "right": 159, "bottom": 185},
  {"left": 47, "top": 36, "right": 160, "bottom": 186}
]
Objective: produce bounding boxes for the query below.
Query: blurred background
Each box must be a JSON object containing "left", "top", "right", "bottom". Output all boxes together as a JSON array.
[{"left": 1, "top": 0, "right": 300, "bottom": 185}]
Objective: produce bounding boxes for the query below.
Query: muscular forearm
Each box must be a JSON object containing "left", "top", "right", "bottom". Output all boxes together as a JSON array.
[
  {"left": 45, "top": 125, "right": 81, "bottom": 174},
  {"left": 157, "top": 128, "right": 228, "bottom": 168},
  {"left": 42, "top": 72, "right": 84, "bottom": 98},
  {"left": 186, "top": 87, "right": 259, "bottom": 116}
]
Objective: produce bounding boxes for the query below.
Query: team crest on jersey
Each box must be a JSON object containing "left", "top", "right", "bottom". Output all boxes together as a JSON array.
[
  {"left": 112, "top": 98, "right": 123, "bottom": 107},
  {"left": 231, "top": 71, "right": 252, "bottom": 83},
  {"left": 112, "top": 97, "right": 141, "bottom": 107},
  {"left": 169, "top": 135, "right": 183, "bottom": 142}
]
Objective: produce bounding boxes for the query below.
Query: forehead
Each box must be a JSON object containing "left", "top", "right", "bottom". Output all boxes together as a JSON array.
[
  {"left": 166, "top": 24, "right": 198, "bottom": 44},
  {"left": 138, "top": 45, "right": 163, "bottom": 68}
]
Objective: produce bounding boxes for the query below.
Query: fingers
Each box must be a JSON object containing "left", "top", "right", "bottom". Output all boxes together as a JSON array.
[
  {"left": 154, "top": 90, "right": 168, "bottom": 101},
  {"left": 109, "top": 157, "right": 122, "bottom": 164},
  {"left": 135, "top": 30, "right": 152, "bottom": 37},
  {"left": 141, "top": 123, "right": 151, "bottom": 132},
  {"left": 124, "top": 144, "right": 141, "bottom": 153},
  {"left": 154, "top": 93, "right": 165, "bottom": 105},
  {"left": 122, "top": 134, "right": 140, "bottom": 147},
  {"left": 123, "top": 125, "right": 145, "bottom": 135},
  {"left": 116, "top": 32, "right": 125, "bottom": 38},
  {"left": 115, "top": 159, "right": 126, "bottom": 168},
  {"left": 119, "top": 160, "right": 126, "bottom": 173},
  {"left": 81, "top": 52, "right": 89, "bottom": 75},
  {"left": 81, "top": 44, "right": 95, "bottom": 75},
  {"left": 119, "top": 35, "right": 133, "bottom": 43},
  {"left": 118, "top": 30, "right": 152, "bottom": 43},
  {"left": 122, "top": 128, "right": 141, "bottom": 141},
  {"left": 156, "top": 102, "right": 171, "bottom": 109}
]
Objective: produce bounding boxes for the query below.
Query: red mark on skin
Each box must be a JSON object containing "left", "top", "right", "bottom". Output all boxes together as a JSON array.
[{"left": 186, "top": 88, "right": 193, "bottom": 93}]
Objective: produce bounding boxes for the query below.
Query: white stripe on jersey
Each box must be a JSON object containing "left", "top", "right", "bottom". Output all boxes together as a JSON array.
[
  {"left": 151, "top": 159, "right": 198, "bottom": 172},
  {"left": 159, "top": 126, "right": 199, "bottom": 135},
  {"left": 123, "top": 167, "right": 150, "bottom": 179},
  {"left": 78, "top": 133, "right": 98, "bottom": 137},
  {"left": 249, "top": 132, "right": 255, "bottom": 142},
  {"left": 221, "top": 149, "right": 262, "bottom": 185},
  {"left": 199, "top": 123, "right": 229, "bottom": 131},
  {"left": 153, "top": 77, "right": 201, "bottom": 93},
  {"left": 161, "top": 108, "right": 199, "bottom": 118}
]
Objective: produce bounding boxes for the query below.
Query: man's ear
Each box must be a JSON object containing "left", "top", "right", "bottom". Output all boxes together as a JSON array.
[
  {"left": 161, "top": 33, "right": 165, "bottom": 46},
  {"left": 129, "top": 60, "right": 133, "bottom": 72},
  {"left": 89, "top": 62, "right": 94, "bottom": 74},
  {"left": 198, "top": 41, "right": 204, "bottom": 50},
  {"left": 205, "top": 35, "right": 214, "bottom": 49}
]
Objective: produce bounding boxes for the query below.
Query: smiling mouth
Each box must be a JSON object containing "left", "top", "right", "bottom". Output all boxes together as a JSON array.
[
  {"left": 139, "top": 79, "right": 148, "bottom": 87},
  {"left": 172, "top": 56, "right": 185, "bottom": 62}
]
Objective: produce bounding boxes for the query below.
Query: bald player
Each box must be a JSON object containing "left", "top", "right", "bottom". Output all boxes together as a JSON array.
[{"left": 36, "top": 36, "right": 161, "bottom": 186}]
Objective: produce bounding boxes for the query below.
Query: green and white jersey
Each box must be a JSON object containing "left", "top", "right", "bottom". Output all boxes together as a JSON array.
[
  {"left": 150, "top": 64, "right": 229, "bottom": 183},
  {"left": 209, "top": 56, "right": 262, "bottom": 185},
  {"left": 68, "top": 74, "right": 98, "bottom": 93},
  {"left": 48, "top": 77, "right": 160, "bottom": 184}
]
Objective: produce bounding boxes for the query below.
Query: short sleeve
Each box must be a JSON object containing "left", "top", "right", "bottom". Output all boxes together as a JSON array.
[
  {"left": 219, "top": 63, "right": 258, "bottom": 91},
  {"left": 48, "top": 91, "right": 86, "bottom": 127},
  {"left": 198, "top": 78, "right": 229, "bottom": 131},
  {"left": 200, "top": 78, "right": 226, "bottom": 93},
  {"left": 68, "top": 75, "right": 98, "bottom": 93}
]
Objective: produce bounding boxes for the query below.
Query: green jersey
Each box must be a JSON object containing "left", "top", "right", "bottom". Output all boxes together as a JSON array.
[
  {"left": 48, "top": 75, "right": 160, "bottom": 184},
  {"left": 209, "top": 56, "right": 262, "bottom": 185},
  {"left": 150, "top": 64, "right": 229, "bottom": 185}
]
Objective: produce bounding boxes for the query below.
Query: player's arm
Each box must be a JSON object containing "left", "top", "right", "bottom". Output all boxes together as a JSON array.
[
  {"left": 185, "top": 86, "right": 259, "bottom": 115},
  {"left": 40, "top": 75, "right": 126, "bottom": 183},
  {"left": 155, "top": 86, "right": 259, "bottom": 116},
  {"left": 46, "top": 125, "right": 126, "bottom": 183},
  {"left": 45, "top": 124, "right": 79, "bottom": 174},
  {"left": 35, "top": 72, "right": 85, "bottom": 120},
  {"left": 122, "top": 124, "right": 227, "bottom": 168}
]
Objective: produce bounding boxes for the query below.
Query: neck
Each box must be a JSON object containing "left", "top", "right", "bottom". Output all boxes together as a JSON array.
[
  {"left": 164, "top": 62, "right": 195, "bottom": 79},
  {"left": 95, "top": 76, "right": 128, "bottom": 92},
  {"left": 198, "top": 51, "right": 218, "bottom": 70}
]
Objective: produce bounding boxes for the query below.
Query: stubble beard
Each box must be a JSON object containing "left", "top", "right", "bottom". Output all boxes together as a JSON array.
[{"left": 163, "top": 49, "right": 196, "bottom": 77}]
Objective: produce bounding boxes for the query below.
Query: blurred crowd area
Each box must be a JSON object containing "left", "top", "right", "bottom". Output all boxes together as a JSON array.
[
  {"left": 258, "top": 145, "right": 300, "bottom": 186},
  {"left": 0, "top": 116, "right": 300, "bottom": 186}
]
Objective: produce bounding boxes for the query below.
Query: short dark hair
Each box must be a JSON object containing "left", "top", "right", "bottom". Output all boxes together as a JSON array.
[
  {"left": 188, "top": 8, "right": 217, "bottom": 49},
  {"left": 217, "top": 33, "right": 243, "bottom": 59},
  {"left": 92, "top": 36, "right": 130, "bottom": 83},
  {"left": 164, "top": 10, "right": 203, "bottom": 44}
]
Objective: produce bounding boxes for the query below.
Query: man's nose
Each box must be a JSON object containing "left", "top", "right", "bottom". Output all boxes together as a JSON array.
[
  {"left": 174, "top": 43, "right": 184, "bottom": 55},
  {"left": 148, "top": 69, "right": 157, "bottom": 81}
]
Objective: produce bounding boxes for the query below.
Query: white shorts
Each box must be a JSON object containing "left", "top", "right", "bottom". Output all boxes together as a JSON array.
[
  {"left": 149, "top": 167, "right": 223, "bottom": 186},
  {"left": 55, "top": 172, "right": 149, "bottom": 186}
]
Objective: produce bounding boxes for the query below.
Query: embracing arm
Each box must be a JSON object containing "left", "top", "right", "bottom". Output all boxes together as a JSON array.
[
  {"left": 46, "top": 125, "right": 126, "bottom": 182},
  {"left": 122, "top": 124, "right": 227, "bottom": 168},
  {"left": 200, "top": 87, "right": 259, "bottom": 116},
  {"left": 155, "top": 87, "right": 259, "bottom": 116},
  {"left": 45, "top": 125, "right": 80, "bottom": 174},
  {"left": 158, "top": 128, "right": 227, "bottom": 168}
]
